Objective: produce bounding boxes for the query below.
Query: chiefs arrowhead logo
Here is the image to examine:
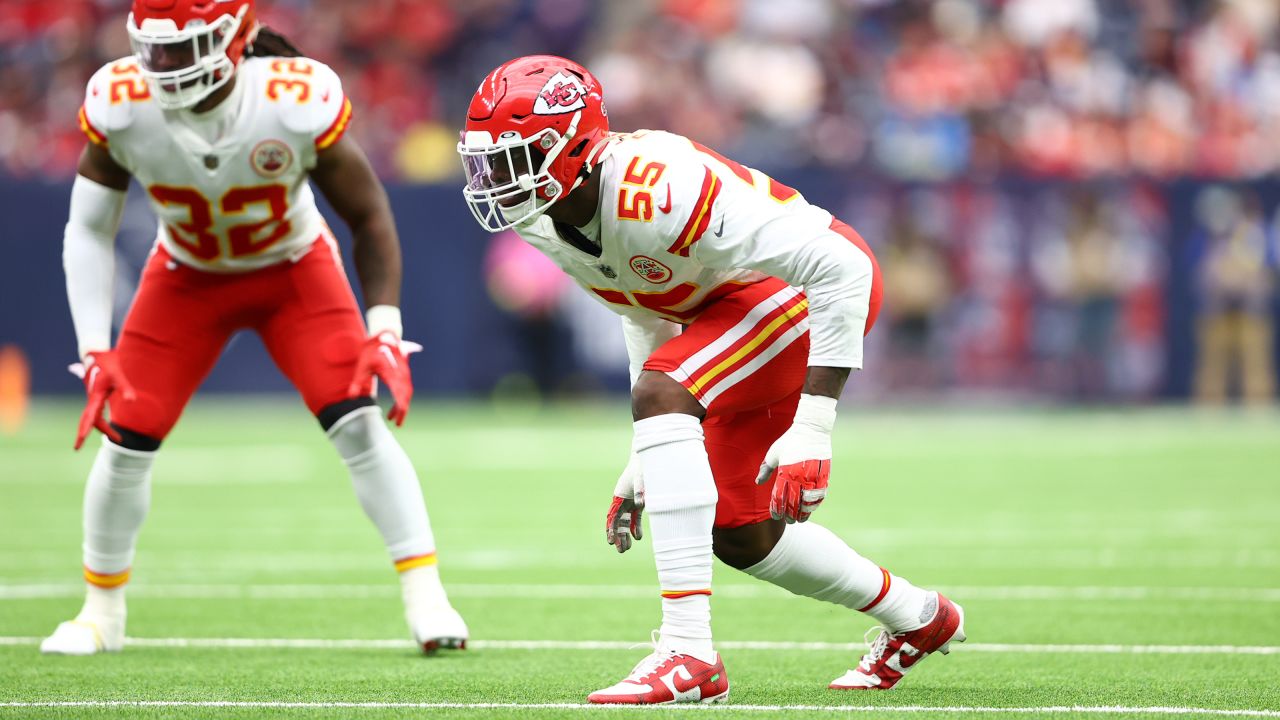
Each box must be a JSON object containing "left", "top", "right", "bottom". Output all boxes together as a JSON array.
[
  {"left": 630, "top": 255, "right": 672, "bottom": 284},
  {"left": 533, "top": 71, "right": 588, "bottom": 115},
  {"left": 250, "top": 139, "right": 294, "bottom": 178}
]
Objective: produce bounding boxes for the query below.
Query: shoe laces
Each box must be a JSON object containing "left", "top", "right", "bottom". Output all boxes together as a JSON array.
[
  {"left": 624, "top": 630, "right": 677, "bottom": 683},
  {"left": 858, "top": 625, "right": 894, "bottom": 672}
]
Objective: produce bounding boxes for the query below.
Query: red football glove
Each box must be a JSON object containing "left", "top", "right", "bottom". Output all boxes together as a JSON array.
[
  {"left": 347, "top": 331, "right": 423, "bottom": 427},
  {"left": 68, "top": 350, "right": 137, "bottom": 451},
  {"left": 754, "top": 394, "right": 837, "bottom": 523},
  {"left": 605, "top": 452, "right": 644, "bottom": 553}
]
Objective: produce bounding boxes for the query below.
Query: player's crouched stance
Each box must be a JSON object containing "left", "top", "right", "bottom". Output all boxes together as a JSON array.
[
  {"left": 41, "top": 0, "right": 465, "bottom": 656},
  {"left": 457, "top": 56, "right": 965, "bottom": 703}
]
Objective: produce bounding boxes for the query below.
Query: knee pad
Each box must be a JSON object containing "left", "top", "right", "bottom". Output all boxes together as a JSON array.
[
  {"left": 326, "top": 404, "right": 391, "bottom": 461},
  {"left": 317, "top": 396, "right": 377, "bottom": 432},
  {"left": 108, "top": 424, "right": 162, "bottom": 453},
  {"left": 634, "top": 414, "right": 718, "bottom": 513}
]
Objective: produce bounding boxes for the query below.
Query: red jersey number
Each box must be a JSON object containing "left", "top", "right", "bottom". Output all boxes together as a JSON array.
[
  {"left": 148, "top": 184, "right": 292, "bottom": 261},
  {"left": 617, "top": 156, "right": 667, "bottom": 222}
]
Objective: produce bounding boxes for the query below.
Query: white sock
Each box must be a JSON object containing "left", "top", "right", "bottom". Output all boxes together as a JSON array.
[
  {"left": 328, "top": 407, "right": 449, "bottom": 608},
  {"left": 80, "top": 438, "right": 153, "bottom": 620},
  {"left": 634, "top": 413, "right": 717, "bottom": 662},
  {"left": 743, "top": 522, "right": 931, "bottom": 633}
]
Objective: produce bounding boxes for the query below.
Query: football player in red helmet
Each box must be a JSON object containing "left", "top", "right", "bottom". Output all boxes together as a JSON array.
[
  {"left": 43, "top": 0, "right": 467, "bottom": 656},
  {"left": 458, "top": 56, "right": 965, "bottom": 703}
]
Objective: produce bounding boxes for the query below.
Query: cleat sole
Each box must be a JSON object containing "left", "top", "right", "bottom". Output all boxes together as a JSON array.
[
  {"left": 420, "top": 637, "right": 467, "bottom": 654},
  {"left": 701, "top": 690, "right": 730, "bottom": 704}
]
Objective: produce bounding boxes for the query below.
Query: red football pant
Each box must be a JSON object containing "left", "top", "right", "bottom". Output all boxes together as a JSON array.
[
  {"left": 109, "top": 238, "right": 371, "bottom": 440},
  {"left": 642, "top": 219, "right": 881, "bottom": 529}
]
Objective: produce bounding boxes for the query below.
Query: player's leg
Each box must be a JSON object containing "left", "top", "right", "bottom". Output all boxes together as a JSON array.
[
  {"left": 586, "top": 369, "right": 726, "bottom": 704},
  {"left": 255, "top": 238, "right": 465, "bottom": 652},
  {"left": 705, "top": 396, "right": 962, "bottom": 690},
  {"left": 689, "top": 255, "right": 959, "bottom": 689},
  {"left": 43, "top": 249, "right": 232, "bottom": 655},
  {"left": 589, "top": 279, "right": 813, "bottom": 704}
]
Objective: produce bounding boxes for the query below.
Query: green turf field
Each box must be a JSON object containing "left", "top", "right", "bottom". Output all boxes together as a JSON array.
[{"left": 1, "top": 399, "right": 1278, "bottom": 719}]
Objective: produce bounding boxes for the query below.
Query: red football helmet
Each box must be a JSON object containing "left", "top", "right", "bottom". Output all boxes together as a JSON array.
[
  {"left": 458, "top": 55, "right": 610, "bottom": 232},
  {"left": 127, "top": 0, "right": 259, "bottom": 110}
]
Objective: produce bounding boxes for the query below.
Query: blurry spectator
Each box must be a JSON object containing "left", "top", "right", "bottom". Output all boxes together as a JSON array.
[
  {"left": 1031, "top": 189, "right": 1156, "bottom": 399},
  {"left": 483, "top": 230, "right": 573, "bottom": 397},
  {"left": 1061, "top": 191, "right": 1130, "bottom": 397},
  {"left": 1192, "top": 187, "right": 1276, "bottom": 405},
  {"left": 880, "top": 193, "right": 950, "bottom": 391},
  {"left": 8, "top": 0, "right": 1280, "bottom": 180}
]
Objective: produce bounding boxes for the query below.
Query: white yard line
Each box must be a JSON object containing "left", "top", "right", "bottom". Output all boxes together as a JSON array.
[
  {"left": 2, "top": 583, "right": 1278, "bottom": 602},
  {"left": 4, "top": 548, "right": 1278, "bottom": 571},
  {"left": 1, "top": 636, "right": 1277, "bottom": 655},
  {"left": 0, "top": 701, "right": 1276, "bottom": 716}
]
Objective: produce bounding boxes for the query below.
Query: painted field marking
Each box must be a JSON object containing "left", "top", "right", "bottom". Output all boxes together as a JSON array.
[
  {"left": 0, "top": 702, "right": 1276, "bottom": 717},
  {"left": 2, "top": 583, "right": 1279, "bottom": 602},
  {"left": 2, "top": 636, "right": 1278, "bottom": 655}
]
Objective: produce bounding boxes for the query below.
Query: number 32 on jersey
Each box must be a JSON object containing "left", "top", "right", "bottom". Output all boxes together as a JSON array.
[{"left": 148, "top": 184, "right": 291, "bottom": 261}]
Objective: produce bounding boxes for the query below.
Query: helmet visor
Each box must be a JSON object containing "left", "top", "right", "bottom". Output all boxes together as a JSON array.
[
  {"left": 132, "top": 28, "right": 224, "bottom": 75},
  {"left": 127, "top": 12, "right": 239, "bottom": 109},
  {"left": 459, "top": 133, "right": 561, "bottom": 232}
]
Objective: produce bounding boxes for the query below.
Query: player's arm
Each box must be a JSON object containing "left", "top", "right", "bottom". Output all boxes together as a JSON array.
[
  {"left": 688, "top": 174, "right": 875, "bottom": 523},
  {"left": 310, "top": 135, "right": 401, "bottom": 320},
  {"left": 67, "top": 142, "right": 130, "bottom": 359},
  {"left": 309, "top": 135, "right": 420, "bottom": 425},
  {"left": 64, "top": 142, "right": 137, "bottom": 449}
]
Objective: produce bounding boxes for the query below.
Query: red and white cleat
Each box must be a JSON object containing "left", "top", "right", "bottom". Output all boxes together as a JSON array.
[
  {"left": 829, "top": 592, "right": 965, "bottom": 690},
  {"left": 588, "top": 637, "right": 729, "bottom": 705}
]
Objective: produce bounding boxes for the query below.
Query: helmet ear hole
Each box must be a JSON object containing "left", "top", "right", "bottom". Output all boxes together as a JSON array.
[{"left": 568, "top": 139, "right": 589, "bottom": 158}]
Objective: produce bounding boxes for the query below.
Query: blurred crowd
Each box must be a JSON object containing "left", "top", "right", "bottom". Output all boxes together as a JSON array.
[
  {"left": 2, "top": 0, "right": 1276, "bottom": 403},
  {"left": 4, "top": 0, "right": 1280, "bottom": 181}
]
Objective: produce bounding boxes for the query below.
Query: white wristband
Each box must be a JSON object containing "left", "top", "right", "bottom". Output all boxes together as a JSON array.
[
  {"left": 794, "top": 393, "right": 838, "bottom": 433},
  {"left": 365, "top": 304, "right": 402, "bottom": 338}
]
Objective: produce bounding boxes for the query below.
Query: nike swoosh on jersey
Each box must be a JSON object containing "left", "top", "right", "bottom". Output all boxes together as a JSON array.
[
  {"left": 658, "top": 184, "right": 672, "bottom": 214},
  {"left": 322, "top": 89, "right": 331, "bottom": 102},
  {"left": 712, "top": 215, "right": 724, "bottom": 237}
]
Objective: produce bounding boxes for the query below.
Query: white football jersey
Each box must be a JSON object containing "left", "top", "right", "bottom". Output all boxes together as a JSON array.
[
  {"left": 78, "top": 55, "right": 353, "bottom": 272},
  {"left": 512, "top": 130, "right": 874, "bottom": 369}
]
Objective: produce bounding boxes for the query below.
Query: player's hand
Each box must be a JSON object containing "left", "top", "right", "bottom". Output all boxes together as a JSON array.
[
  {"left": 606, "top": 452, "right": 644, "bottom": 553},
  {"left": 68, "top": 350, "right": 137, "bottom": 451},
  {"left": 754, "top": 394, "right": 838, "bottom": 523},
  {"left": 348, "top": 331, "right": 423, "bottom": 427}
]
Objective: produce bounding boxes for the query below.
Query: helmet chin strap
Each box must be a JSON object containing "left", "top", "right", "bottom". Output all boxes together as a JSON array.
[
  {"left": 530, "top": 110, "right": 581, "bottom": 199},
  {"left": 572, "top": 130, "right": 616, "bottom": 193}
]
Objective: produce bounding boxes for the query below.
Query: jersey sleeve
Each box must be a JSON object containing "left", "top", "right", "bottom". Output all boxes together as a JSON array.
[
  {"left": 648, "top": 152, "right": 725, "bottom": 259},
  {"left": 78, "top": 59, "right": 143, "bottom": 169},
  {"left": 621, "top": 314, "right": 681, "bottom": 387},
  {"left": 275, "top": 59, "right": 353, "bottom": 155},
  {"left": 678, "top": 164, "right": 875, "bottom": 370}
]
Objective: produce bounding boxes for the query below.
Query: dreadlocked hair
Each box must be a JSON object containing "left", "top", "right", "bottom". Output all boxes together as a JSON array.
[{"left": 246, "top": 26, "right": 303, "bottom": 58}]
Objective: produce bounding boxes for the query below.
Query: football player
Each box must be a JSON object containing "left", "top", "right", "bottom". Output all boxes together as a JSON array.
[
  {"left": 42, "top": 0, "right": 467, "bottom": 655},
  {"left": 457, "top": 56, "right": 965, "bottom": 704}
]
